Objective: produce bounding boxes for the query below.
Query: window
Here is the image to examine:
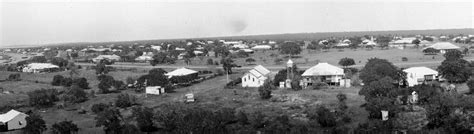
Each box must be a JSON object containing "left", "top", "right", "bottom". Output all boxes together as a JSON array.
[
  {"left": 244, "top": 78, "right": 246, "bottom": 82},
  {"left": 253, "top": 78, "right": 255, "bottom": 82}
]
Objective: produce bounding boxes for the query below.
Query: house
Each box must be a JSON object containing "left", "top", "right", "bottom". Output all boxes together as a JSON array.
[
  {"left": 0, "top": 109, "right": 28, "bottom": 131},
  {"left": 403, "top": 67, "right": 439, "bottom": 87},
  {"left": 166, "top": 68, "right": 199, "bottom": 84},
  {"left": 92, "top": 54, "right": 121, "bottom": 63},
  {"left": 135, "top": 56, "right": 153, "bottom": 62},
  {"left": 422, "top": 42, "right": 460, "bottom": 54},
  {"left": 301, "top": 63, "right": 344, "bottom": 87},
  {"left": 251, "top": 45, "right": 271, "bottom": 50},
  {"left": 361, "top": 39, "right": 377, "bottom": 47},
  {"left": 22, "top": 63, "right": 60, "bottom": 73},
  {"left": 242, "top": 65, "right": 271, "bottom": 87}
]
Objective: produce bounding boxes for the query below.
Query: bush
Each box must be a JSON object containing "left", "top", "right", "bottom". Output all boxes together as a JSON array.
[
  {"left": 52, "top": 75, "right": 64, "bottom": 86},
  {"left": 91, "top": 103, "right": 110, "bottom": 114},
  {"left": 27, "top": 88, "right": 59, "bottom": 107},
  {"left": 24, "top": 112, "right": 47, "bottom": 134},
  {"left": 402, "top": 57, "right": 408, "bottom": 62},
  {"left": 316, "top": 106, "right": 337, "bottom": 127},
  {"left": 312, "top": 82, "right": 329, "bottom": 90},
  {"left": 225, "top": 78, "right": 242, "bottom": 88},
  {"left": 7, "top": 73, "right": 21, "bottom": 81},
  {"left": 115, "top": 94, "right": 137, "bottom": 108}
]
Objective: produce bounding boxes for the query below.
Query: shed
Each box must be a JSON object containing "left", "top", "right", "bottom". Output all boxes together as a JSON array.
[{"left": 0, "top": 109, "right": 28, "bottom": 131}]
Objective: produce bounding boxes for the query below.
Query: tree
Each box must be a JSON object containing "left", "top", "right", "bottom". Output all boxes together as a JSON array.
[
  {"left": 91, "top": 103, "right": 110, "bottom": 114},
  {"left": 98, "top": 75, "right": 116, "bottom": 93},
  {"left": 27, "top": 88, "right": 59, "bottom": 107},
  {"left": 95, "top": 107, "right": 123, "bottom": 134},
  {"left": 150, "top": 52, "right": 169, "bottom": 66},
  {"left": 467, "top": 79, "right": 474, "bottom": 94},
  {"left": 115, "top": 93, "right": 136, "bottom": 108},
  {"left": 207, "top": 58, "right": 214, "bottom": 65},
  {"left": 315, "top": 106, "right": 337, "bottom": 127},
  {"left": 412, "top": 39, "right": 421, "bottom": 48},
  {"left": 52, "top": 75, "right": 65, "bottom": 86},
  {"left": 137, "top": 68, "right": 169, "bottom": 87},
  {"left": 376, "top": 36, "right": 391, "bottom": 49},
  {"left": 51, "top": 120, "right": 79, "bottom": 134},
  {"left": 258, "top": 81, "right": 273, "bottom": 99},
  {"left": 132, "top": 106, "right": 156, "bottom": 132},
  {"left": 437, "top": 50, "right": 470, "bottom": 82},
  {"left": 62, "top": 85, "right": 88, "bottom": 103},
  {"left": 279, "top": 42, "right": 302, "bottom": 56},
  {"left": 51, "top": 57, "right": 69, "bottom": 69},
  {"left": 245, "top": 58, "right": 256, "bottom": 65},
  {"left": 338, "top": 57, "right": 355, "bottom": 68},
  {"left": 359, "top": 58, "right": 405, "bottom": 84},
  {"left": 221, "top": 57, "right": 236, "bottom": 74},
  {"left": 24, "top": 112, "right": 47, "bottom": 134},
  {"left": 95, "top": 62, "right": 108, "bottom": 75},
  {"left": 30, "top": 56, "right": 48, "bottom": 63},
  {"left": 72, "top": 77, "right": 89, "bottom": 89}
]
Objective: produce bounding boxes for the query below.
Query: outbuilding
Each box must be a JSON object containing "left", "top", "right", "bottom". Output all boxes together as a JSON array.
[{"left": 166, "top": 68, "right": 199, "bottom": 84}]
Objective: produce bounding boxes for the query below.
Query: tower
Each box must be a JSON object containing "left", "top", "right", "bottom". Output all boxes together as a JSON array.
[{"left": 286, "top": 59, "right": 294, "bottom": 88}]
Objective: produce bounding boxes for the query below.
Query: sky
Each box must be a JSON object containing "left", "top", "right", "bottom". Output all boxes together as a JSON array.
[{"left": 0, "top": 0, "right": 473, "bottom": 46}]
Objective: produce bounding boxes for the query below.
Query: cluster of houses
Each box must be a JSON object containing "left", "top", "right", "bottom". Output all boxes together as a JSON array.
[{"left": 242, "top": 60, "right": 440, "bottom": 89}]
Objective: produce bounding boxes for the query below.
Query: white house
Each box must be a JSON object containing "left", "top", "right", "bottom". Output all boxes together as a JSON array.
[
  {"left": 423, "top": 42, "right": 460, "bottom": 54},
  {"left": 135, "top": 56, "right": 153, "bottom": 62},
  {"left": 92, "top": 54, "right": 121, "bottom": 63},
  {"left": 165, "top": 68, "right": 198, "bottom": 78},
  {"left": 0, "top": 109, "right": 28, "bottom": 131},
  {"left": 403, "top": 67, "right": 439, "bottom": 87},
  {"left": 22, "top": 63, "right": 60, "bottom": 73},
  {"left": 242, "top": 65, "right": 271, "bottom": 87},
  {"left": 251, "top": 45, "right": 271, "bottom": 50},
  {"left": 301, "top": 63, "right": 345, "bottom": 86}
]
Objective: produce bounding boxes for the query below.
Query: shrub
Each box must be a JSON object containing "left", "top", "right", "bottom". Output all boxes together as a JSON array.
[
  {"left": 51, "top": 120, "right": 79, "bottom": 134},
  {"left": 467, "top": 79, "right": 474, "bottom": 94},
  {"left": 312, "top": 82, "right": 329, "bottom": 90},
  {"left": 316, "top": 106, "right": 337, "bottom": 127},
  {"left": 126, "top": 77, "right": 135, "bottom": 85},
  {"left": 52, "top": 75, "right": 64, "bottom": 86},
  {"left": 24, "top": 112, "right": 47, "bottom": 134},
  {"left": 91, "top": 103, "right": 110, "bottom": 114},
  {"left": 115, "top": 94, "right": 137, "bottom": 108},
  {"left": 225, "top": 78, "right": 242, "bottom": 88},
  {"left": 258, "top": 81, "right": 273, "bottom": 99}
]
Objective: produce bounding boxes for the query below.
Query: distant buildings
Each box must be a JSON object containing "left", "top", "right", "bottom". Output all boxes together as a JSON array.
[
  {"left": 422, "top": 42, "right": 460, "bottom": 54},
  {"left": 92, "top": 54, "right": 121, "bottom": 63}
]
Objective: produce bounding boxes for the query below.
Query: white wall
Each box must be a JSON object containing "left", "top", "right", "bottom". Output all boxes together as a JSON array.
[
  {"left": 406, "top": 72, "right": 437, "bottom": 87},
  {"left": 7, "top": 114, "right": 27, "bottom": 130},
  {"left": 241, "top": 73, "right": 266, "bottom": 87}
]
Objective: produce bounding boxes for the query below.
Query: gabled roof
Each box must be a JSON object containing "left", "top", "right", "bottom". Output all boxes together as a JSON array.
[
  {"left": 165, "top": 68, "right": 198, "bottom": 77},
  {"left": 302, "top": 63, "right": 344, "bottom": 76},
  {"left": 403, "top": 67, "right": 438, "bottom": 75},
  {"left": 0, "top": 109, "right": 27, "bottom": 123},
  {"left": 246, "top": 65, "right": 271, "bottom": 79},
  {"left": 424, "top": 42, "right": 460, "bottom": 50}
]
